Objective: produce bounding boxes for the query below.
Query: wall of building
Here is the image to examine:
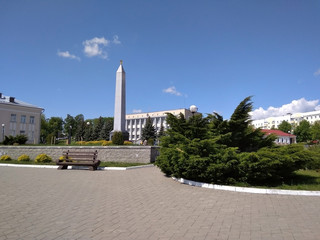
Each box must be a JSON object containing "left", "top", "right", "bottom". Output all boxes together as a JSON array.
[
  {"left": 0, "top": 146, "right": 159, "bottom": 163},
  {"left": 251, "top": 110, "right": 320, "bottom": 129},
  {"left": 125, "top": 108, "right": 195, "bottom": 143},
  {"left": 0, "top": 94, "right": 43, "bottom": 144}
]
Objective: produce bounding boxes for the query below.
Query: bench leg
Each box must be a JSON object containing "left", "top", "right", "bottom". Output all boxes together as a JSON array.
[{"left": 58, "top": 165, "right": 68, "bottom": 170}]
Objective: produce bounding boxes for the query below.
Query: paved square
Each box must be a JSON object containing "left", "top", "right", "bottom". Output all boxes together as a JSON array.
[{"left": 0, "top": 166, "right": 319, "bottom": 240}]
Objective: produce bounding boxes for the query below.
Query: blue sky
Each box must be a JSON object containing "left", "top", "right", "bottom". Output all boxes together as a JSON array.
[{"left": 1, "top": 0, "right": 320, "bottom": 120}]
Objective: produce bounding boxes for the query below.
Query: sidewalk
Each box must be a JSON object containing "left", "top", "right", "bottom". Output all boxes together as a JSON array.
[{"left": 0, "top": 166, "right": 319, "bottom": 240}]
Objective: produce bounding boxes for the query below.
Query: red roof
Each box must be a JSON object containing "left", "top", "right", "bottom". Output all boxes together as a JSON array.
[{"left": 261, "top": 129, "right": 296, "bottom": 137}]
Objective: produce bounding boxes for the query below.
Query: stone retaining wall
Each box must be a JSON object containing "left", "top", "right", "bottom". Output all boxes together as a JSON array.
[{"left": 0, "top": 146, "right": 160, "bottom": 163}]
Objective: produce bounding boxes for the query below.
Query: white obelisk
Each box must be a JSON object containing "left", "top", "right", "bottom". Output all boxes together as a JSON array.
[{"left": 111, "top": 60, "right": 129, "bottom": 140}]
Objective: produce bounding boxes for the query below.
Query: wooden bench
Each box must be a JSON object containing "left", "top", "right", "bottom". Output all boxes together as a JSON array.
[{"left": 56, "top": 150, "right": 101, "bottom": 171}]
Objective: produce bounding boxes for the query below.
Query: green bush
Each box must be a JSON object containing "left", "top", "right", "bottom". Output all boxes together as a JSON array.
[
  {"left": 112, "top": 131, "right": 124, "bottom": 145},
  {"left": 304, "top": 145, "right": 320, "bottom": 170},
  {"left": 147, "top": 139, "right": 154, "bottom": 146},
  {"left": 35, "top": 154, "right": 52, "bottom": 163},
  {"left": 156, "top": 97, "right": 318, "bottom": 186},
  {"left": 18, "top": 154, "right": 30, "bottom": 162},
  {"left": 3, "top": 136, "right": 15, "bottom": 145},
  {"left": 157, "top": 144, "right": 315, "bottom": 186},
  {"left": 15, "top": 135, "right": 28, "bottom": 144},
  {"left": 0, "top": 155, "right": 12, "bottom": 161},
  {"left": 3, "top": 135, "right": 28, "bottom": 145}
]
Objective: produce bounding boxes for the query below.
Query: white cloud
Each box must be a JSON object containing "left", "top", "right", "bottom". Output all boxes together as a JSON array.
[
  {"left": 163, "top": 86, "right": 182, "bottom": 96},
  {"left": 250, "top": 98, "right": 320, "bottom": 120},
  {"left": 132, "top": 109, "right": 142, "bottom": 113},
  {"left": 113, "top": 35, "right": 121, "bottom": 44},
  {"left": 314, "top": 68, "right": 320, "bottom": 77},
  {"left": 57, "top": 50, "right": 80, "bottom": 61},
  {"left": 83, "top": 37, "right": 110, "bottom": 59}
]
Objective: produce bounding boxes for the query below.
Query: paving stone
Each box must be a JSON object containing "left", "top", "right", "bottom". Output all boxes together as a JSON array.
[{"left": 0, "top": 166, "right": 320, "bottom": 240}]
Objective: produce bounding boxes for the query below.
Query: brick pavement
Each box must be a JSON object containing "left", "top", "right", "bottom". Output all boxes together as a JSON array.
[{"left": 0, "top": 166, "right": 319, "bottom": 240}]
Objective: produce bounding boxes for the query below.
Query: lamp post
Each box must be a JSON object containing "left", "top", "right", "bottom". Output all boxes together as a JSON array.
[
  {"left": 1, "top": 124, "right": 4, "bottom": 142},
  {"left": 68, "top": 125, "right": 72, "bottom": 145},
  {"left": 189, "top": 105, "right": 198, "bottom": 116}
]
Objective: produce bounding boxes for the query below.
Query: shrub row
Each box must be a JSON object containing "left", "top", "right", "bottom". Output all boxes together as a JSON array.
[
  {"left": 0, "top": 154, "right": 52, "bottom": 163},
  {"left": 2, "top": 135, "right": 28, "bottom": 145},
  {"left": 75, "top": 139, "right": 133, "bottom": 146}
]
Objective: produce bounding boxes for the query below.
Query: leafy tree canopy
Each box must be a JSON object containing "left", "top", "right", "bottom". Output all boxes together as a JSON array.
[{"left": 278, "top": 120, "right": 292, "bottom": 134}]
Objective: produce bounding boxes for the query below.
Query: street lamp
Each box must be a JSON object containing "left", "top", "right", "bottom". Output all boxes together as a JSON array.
[
  {"left": 68, "top": 125, "right": 72, "bottom": 145},
  {"left": 189, "top": 105, "right": 198, "bottom": 116},
  {"left": 1, "top": 124, "right": 4, "bottom": 142}
]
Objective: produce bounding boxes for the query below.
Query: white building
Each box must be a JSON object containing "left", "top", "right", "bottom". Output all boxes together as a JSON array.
[
  {"left": 125, "top": 108, "right": 196, "bottom": 143},
  {"left": 251, "top": 110, "right": 320, "bottom": 129},
  {"left": 0, "top": 93, "right": 43, "bottom": 144},
  {"left": 261, "top": 129, "right": 296, "bottom": 145}
]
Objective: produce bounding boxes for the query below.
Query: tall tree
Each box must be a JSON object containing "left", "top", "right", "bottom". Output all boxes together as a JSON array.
[
  {"left": 92, "top": 117, "right": 104, "bottom": 140},
  {"left": 63, "top": 114, "right": 76, "bottom": 137},
  {"left": 74, "top": 114, "right": 85, "bottom": 141},
  {"left": 99, "top": 117, "right": 113, "bottom": 140},
  {"left": 226, "top": 96, "right": 273, "bottom": 152},
  {"left": 48, "top": 117, "right": 63, "bottom": 138},
  {"left": 157, "top": 123, "right": 166, "bottom": 139},
  {"left": 141, "top": 117, "right": 156, "bottom": 141},
  {"left": 40, "top": 115, "right": 50, "bottom": 143},
  {"left": 294, "top": 120, "right": 311, "bottom": 142},
  {"left": 310, "top": 121, "right": 320, "bottom": 141},
  {"left": 278, "top": 120, "right": 292, "bottom": 133}
]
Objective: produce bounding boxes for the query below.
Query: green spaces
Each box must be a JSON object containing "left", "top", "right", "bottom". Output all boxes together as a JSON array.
[{"left": 155, "top": 96, "right": 320, "bottom": 190}]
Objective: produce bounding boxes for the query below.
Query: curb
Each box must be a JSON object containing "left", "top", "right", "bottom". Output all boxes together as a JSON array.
[
  {"left": 0, "top": 163, "right": 154, "bottom": 171},
  {"left": 173, "top": 177, "right": 320, "bottom": 196}
]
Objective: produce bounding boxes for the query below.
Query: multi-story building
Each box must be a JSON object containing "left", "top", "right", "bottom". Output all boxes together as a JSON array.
[
  {"left": 0, "top": 93, "right": 43, "bottom": 144},
  {"left": 125, "top": 108, "right": 197, "bottom": 143},
  {"left": 251, "top": 110, "right": 320, "bottom": 130}
]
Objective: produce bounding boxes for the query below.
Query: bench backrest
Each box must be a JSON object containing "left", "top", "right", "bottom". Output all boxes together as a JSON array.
[{"left": 63, "top": 150, "right": 98, "bottom": 161}]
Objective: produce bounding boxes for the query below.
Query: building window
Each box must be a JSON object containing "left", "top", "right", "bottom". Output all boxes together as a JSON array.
[
  {"left": 30, "top": 116, "right": 35, "bottom": 124},
  {"left": 10, "top": 114, "right": 16, "bottom": 122},
  {"left": 21, "top": 115, "right": 26, "bottom": 123},
  {"left": 20, "top": 130, "right": 25, "bottom": 135}
]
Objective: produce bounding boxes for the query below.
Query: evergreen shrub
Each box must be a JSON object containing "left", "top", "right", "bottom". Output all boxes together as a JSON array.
[
  {"left": 156, "top": 96, "right": 317, "bottom": 186},
  {"left": 35, "top": 154, "right": 52, "bottom": 163},
  {"left": 3, "top": 135, "right": 28, "bottom": 145},
  {"left": 18, "top": 154, "right": 30, "bottom": 162},
  {"left": 112, "top": 132, "right": 124, "bottom": 145}
]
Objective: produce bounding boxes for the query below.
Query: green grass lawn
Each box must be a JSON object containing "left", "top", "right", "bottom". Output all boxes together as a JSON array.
[
  {"left": 233, "top": 169, "right": 320, "bottom": 191},
  {"left": 0, "top": 160, "right": 150, "bottom": 168},
  {"left": 276, "top": 170, "right": 320, "bottom": 191}
]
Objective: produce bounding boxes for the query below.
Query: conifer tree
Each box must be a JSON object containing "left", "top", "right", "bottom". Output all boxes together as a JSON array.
[
  {"left": 141, "top": 117, "right": 156, "bottom": 141},
  {"left": 92, "top": 117, "right": 104, "bottom": 140},
  {"left": 74, "top": 114, "right": 85, "bottom": 141}
]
